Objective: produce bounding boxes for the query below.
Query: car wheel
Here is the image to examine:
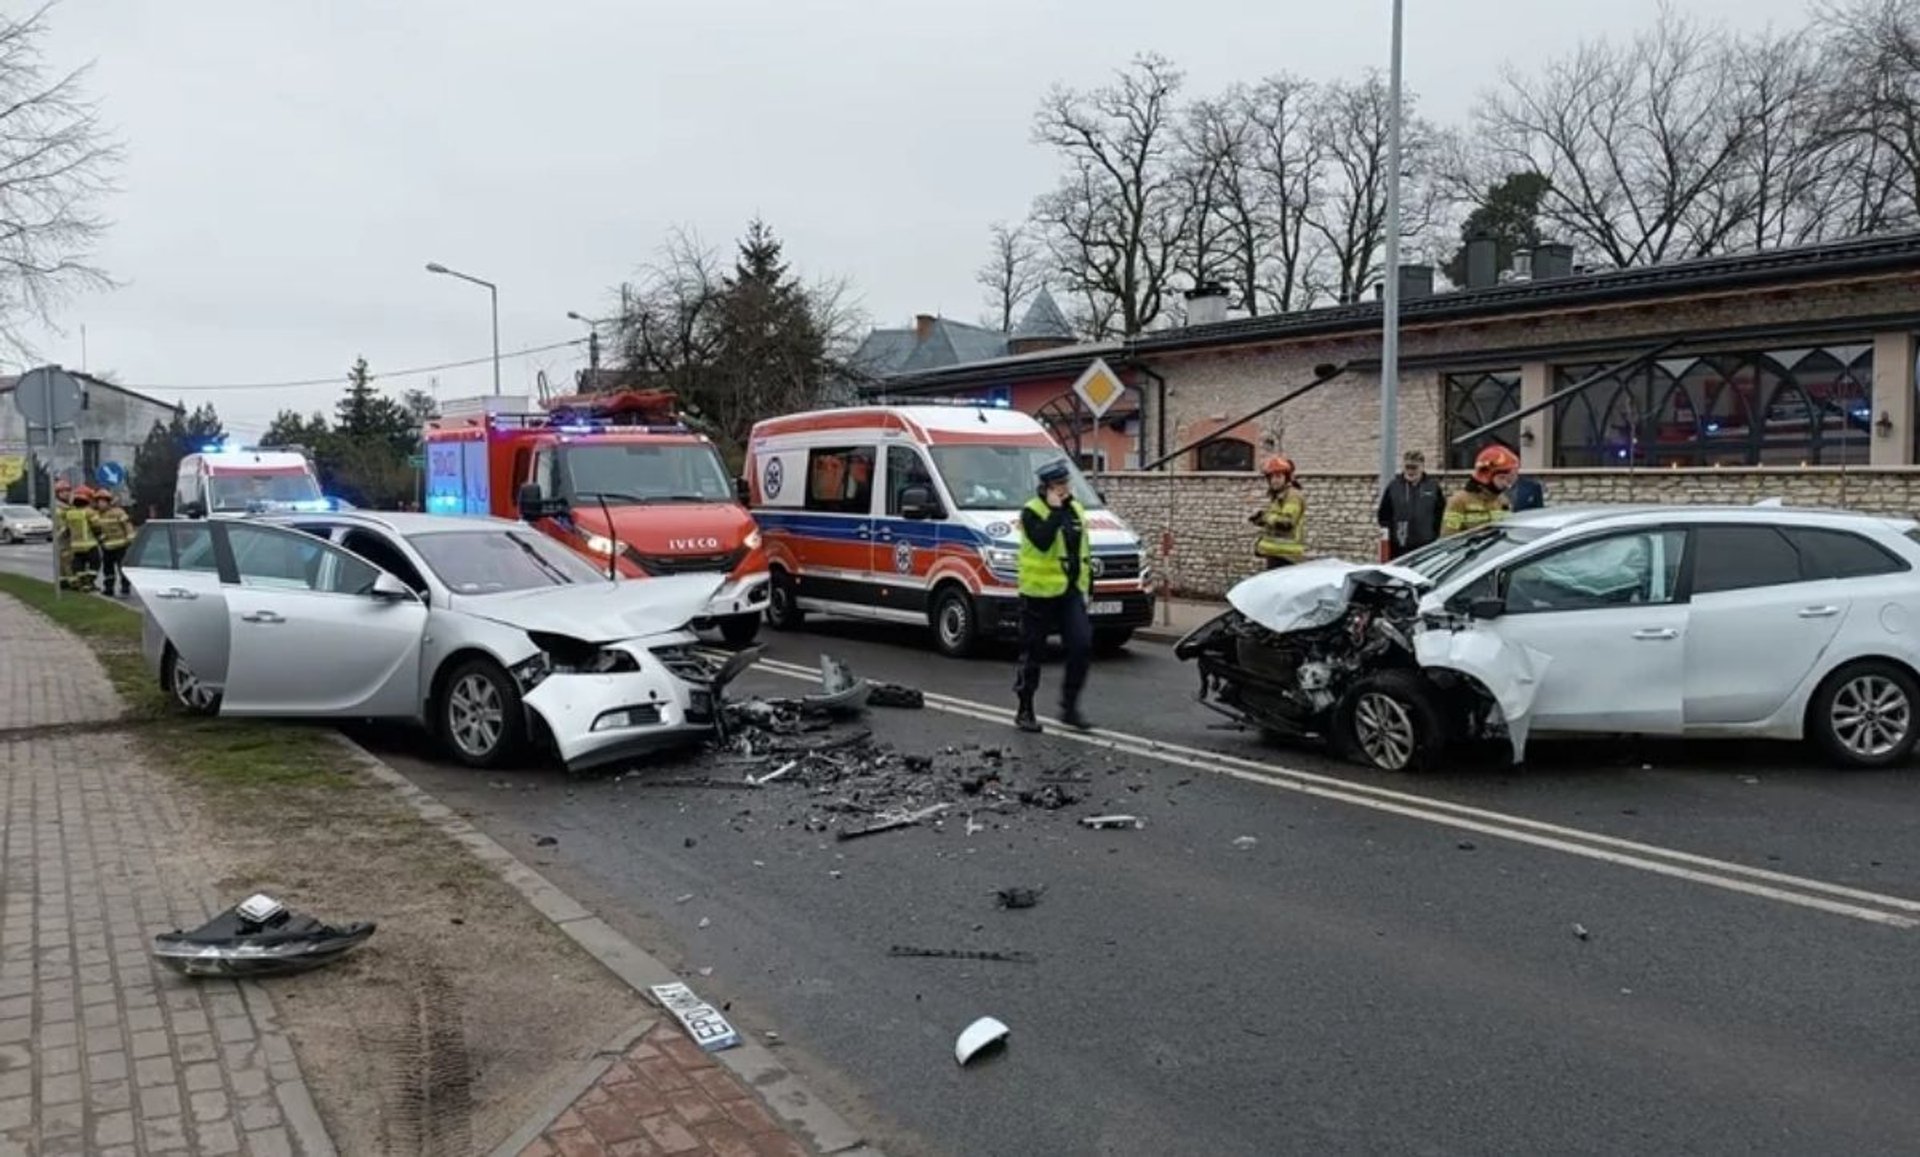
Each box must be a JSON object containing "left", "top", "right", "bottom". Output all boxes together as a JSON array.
[
  {"left": 1336, "top": 669, "right": 1447, "bottom": 773},
  {"left": 930, "top": 586, "right": 977, "bottom": 658},
  {"left": 0, "top": 527, "right": 12, "bottom": 544},
  {"left": 719, "top": 613, "right": 761, "bottom": 648},
  {"left": 438, "top": 658, "right": 526, "bottom": 769},
  {"left": 1810, "top": 660, "right": 1920, "bottom": 769},
  {"left": 766, "top": 570, "right": 805, "bottom": 631},
  {"left": 1093, "top": 629, "right": 1133, "bottom": 656},
  {"left": 161, "top": 644, "right": 221, "bottom": 716}
]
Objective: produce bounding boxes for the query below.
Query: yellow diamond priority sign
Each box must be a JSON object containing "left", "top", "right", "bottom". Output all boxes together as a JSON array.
[{"left": 1071, "top": 358, "right": 1125, "bottom": 420}]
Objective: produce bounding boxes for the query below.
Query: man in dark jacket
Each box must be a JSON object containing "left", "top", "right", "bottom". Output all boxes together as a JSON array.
[{"left": 1376, "top": 449, "right": 1444, "bottom": 559}]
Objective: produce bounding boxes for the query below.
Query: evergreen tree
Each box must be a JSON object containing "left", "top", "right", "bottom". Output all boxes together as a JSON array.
[{"left": 1445, "top": 172, "right": 1551, "bottom": 287}]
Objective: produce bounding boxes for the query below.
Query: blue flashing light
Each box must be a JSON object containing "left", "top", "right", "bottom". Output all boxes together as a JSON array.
[
  {"left": 425, "top": 494, "right": 463, "bottom": 515},
  {"left": 1706, "top": 421, "right": 1720, "bottom": 433},
  {"left": 557, "top": 423, "right": 600, "bottom": 434}
]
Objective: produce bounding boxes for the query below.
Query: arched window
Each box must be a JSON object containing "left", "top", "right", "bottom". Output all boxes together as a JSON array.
[
  {"left": 1443, "top": 371, "right": 1521, "bottom": 469},
  {"left": 1195, "top": 438, "right": 1255, "bottom": 472}
]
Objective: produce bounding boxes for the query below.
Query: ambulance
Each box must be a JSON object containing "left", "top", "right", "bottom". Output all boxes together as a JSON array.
[
  {"left": 173, "top": 444, "right": 330, "bottom": 518},
  {"left": 423, "top": 390, "right": 770, "bottom": 645},
  {"left": 746, "top": 405, "right": 1155, "bottom": 657}
]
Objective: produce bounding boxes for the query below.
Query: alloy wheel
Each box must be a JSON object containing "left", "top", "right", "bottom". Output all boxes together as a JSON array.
[
  {"left": 171, "top": 657, "right": 218, "bottom": 713},
  {"left": 1353, "top": 691, "right": 1417, "bottom": 771},
  {"left": 447, "top": 673, "right": 506, "bottom": 759},
  {"left": 1829, "top": 674, "right": 1912, "bottom": 760}
]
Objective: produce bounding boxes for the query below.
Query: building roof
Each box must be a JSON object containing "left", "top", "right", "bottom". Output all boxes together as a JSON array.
[
  {"left": 0, "top": 369, "right": 182, "bottom": 416},
  {"left": 1012, "top": 288, "right": 1074, "bottom": 341},
  {"left": 897, "top": 318, "right": 1009, "bottom": 374}
]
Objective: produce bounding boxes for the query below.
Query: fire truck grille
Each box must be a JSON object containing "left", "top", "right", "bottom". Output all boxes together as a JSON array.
[{"left": 626, "top": 547, "right": 747, "bottom": 577}]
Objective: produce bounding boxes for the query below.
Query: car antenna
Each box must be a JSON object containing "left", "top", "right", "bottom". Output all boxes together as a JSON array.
[{"left": 594, "top": 492, "right": 617, "bottom": 582}]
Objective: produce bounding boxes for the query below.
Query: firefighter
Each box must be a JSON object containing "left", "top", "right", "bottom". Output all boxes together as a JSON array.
[
  {"left": 1443, "top": 445, "right": 1520, "bottom": 536},
  {"left": 1013, "top": 459, "right": 1094, "bottom": 734},
  {"left": 62, "top": 485, "right": 99, "bottom": 591},
  {"left": 90, "top": 489, "right": 134, "bottom": 596},
  {"left": 1249, "top": 456, "right": 1306, "bottom": 569},
  {"left": 51, "top": 479, "right": 74, "bottom": 585}
]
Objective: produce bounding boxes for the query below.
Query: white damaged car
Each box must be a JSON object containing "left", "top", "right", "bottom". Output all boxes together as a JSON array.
[
  {"left": 1177, "top": 505, "right": 1920, "bottom": 773},
  {"left": 122, "top": 511, "right": 759, "bottom": 770}
]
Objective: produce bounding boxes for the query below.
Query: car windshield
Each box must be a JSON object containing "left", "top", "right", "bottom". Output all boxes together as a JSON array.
[
  {"left": 929, "top": 445, "right": 1103, "bottom": 511},
  {"left": 561, "top": 443, "right": 733, "bottom": 504},
  {"left": 408, "top": 529, "right": 608, "bottom": 594},
  {"left": 1, "top": 506, "right": 40, "bottom": 519},
  {"left": 208, "top": 471, "right": 323, "bottom": 511},
  {"left": 1395, "top": 524, "right": 1545, "bottom": 584}
]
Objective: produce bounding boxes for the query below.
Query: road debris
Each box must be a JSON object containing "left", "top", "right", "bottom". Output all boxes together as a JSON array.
[
  {"left": 1572, "top": 923, "right": 1591, "bottom": 941},
  {"left": 152, "top": 894, "right": 374, "bottom": 978},
  {"left": 956, "top": 1017, "right": 1010, "bottom": 1066},
  {"left": 533, "top": 835, "right": 559, "bottom": 847},
  {"left": 674, "top": 894, "right": 695, "bottom": 905},
  {"left": 869, "top": 682, "right": 926, "bottom": 709},
  {"left": 1456, "top": 841, "right": 1477, "bottom": 851},
  {"left": 639, "top": 777, "right": 761, "bottom": 791},
  {"left": 995, "top": 886, "right": 1044, "bottom": 910},
  {"left": 749, "top": 759, "right": 799, "bottom": 786},
  {"left": 890, "top": 945, "right": 1036, "bottom": 964},
  {"left": 1081, "top": 814, "right": 1143, "bottom": 830},
  {"left": 698, "top": 916, "right": 712, "bottom": 929},
  {"left": 650, "top": 982, "right": 740, "bottom": 1052},
  {"left": 1231, "top": 835, "right": 1258, "bottom": 850},
  {"left": 837, "top": 803, "right": 951, "bottom": 841}
]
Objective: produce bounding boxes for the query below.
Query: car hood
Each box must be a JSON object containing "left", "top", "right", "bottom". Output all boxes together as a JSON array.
[
  {"left": 457, "top": 573, "right": 726, "bottom": 642},
  {"left": 1226, "top": 559, "right": 1432, "bottom": 634}
]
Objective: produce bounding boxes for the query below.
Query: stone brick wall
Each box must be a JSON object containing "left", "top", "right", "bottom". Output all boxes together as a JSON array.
[{"left": 1098, "top": 466, "right": 1920, "bottom": 598}]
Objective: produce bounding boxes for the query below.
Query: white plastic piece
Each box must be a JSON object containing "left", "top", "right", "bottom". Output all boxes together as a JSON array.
[{"left": 955, "top": 1016, "right": 1010, "bottom": 1066}]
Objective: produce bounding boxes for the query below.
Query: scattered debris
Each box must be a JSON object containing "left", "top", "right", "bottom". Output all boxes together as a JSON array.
[
  {"left": 1456, "top": 841, "right": 1477, "bottom": 851},
  {"left": 1231, "top": 836, "right": 1258, "bottom": 850},
  {"left": 869, "top": 682, "right": 925, "bottom": 709},
  {"left": 640, "top": 777, "right": 760, "bottom": 791},
  {"left": 674, "top": 894, "right": 695, "bottom": 905},
  {"left": 1740, "top": 776, "right": 1760, "bottom": 785},
  {"left": 698, "top": 917, "right": 712, "bottom": 930},
  {"left": 697, "top": 967, "right": 714, "bottom": 977},
  {"left": 650, "top": 982, "right": 740, "bottom": 1052},
  {"left": 1572, "top": 923, "right": 1590, "bottom": 941},
  {"left": 749, "top": 760, "right": 800, "bottom": 786},
  {"left": 533, "top": 835, "right": 559, "bottom": 848},
  {"left": 995, "top": 887, "right": 1044, "bottom": 910},
  {"left": 837, "top": 803, "right": 951, "bottom": 841},
  {"left": 1018, "top": 785, "right": 1078, "bottom": 810},
  {"left": 1080, "top": 815, "right": 1143, "bottom": 830},
  {"left": 955, "top": 1017, "right": 1010, "bottom": 1066},
  {"left": 684, "top": 837, "right": 698, "bottom": 848},
  {"left": 152, "top": 894, "right": 374, "bottom": 978},
  {"left": 890, "top": 946, "right": 1035, "bottom": 964}
]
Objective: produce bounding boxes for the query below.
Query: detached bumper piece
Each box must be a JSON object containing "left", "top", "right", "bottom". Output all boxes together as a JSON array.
[{"left": 152, "top": 893, "right": 375, "bottom": 979}]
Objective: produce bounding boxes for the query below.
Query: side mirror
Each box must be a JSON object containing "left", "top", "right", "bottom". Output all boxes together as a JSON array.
[
  {"left": 899, "top": 485, "right": 938, "bottom": 521},
  {"left": 735, "top": 477, "right": 751, "bottom": 505},
  {"left": 181, "top": 501, "right": 206, "bottom": 519},
  {"left": 1467, "top": 596, "right": 1505, "bottom": 621},
  {"left": 369, "top": 572, "right": 415, "bottom": 602},
  {"left": 517, "top": 482, "right": 553, "bottom": 519}
]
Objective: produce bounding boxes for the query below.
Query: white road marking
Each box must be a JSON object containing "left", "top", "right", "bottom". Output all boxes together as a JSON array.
[{"left": 726, "top": 652, "right": 1920, "bottom": 929}]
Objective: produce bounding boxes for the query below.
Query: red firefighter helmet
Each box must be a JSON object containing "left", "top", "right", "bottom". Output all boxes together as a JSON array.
[
  {"left": 1473, "top": 445, "right": 1521, "bottom": 483},
  {"left": 1261, "top": 455, "right": 1295, "bottom": 479}
]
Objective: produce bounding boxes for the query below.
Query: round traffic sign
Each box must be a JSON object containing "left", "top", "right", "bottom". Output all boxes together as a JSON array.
[
  {"left": 96, "top": 461, "right": 125, "bottom": 487},
  {"left": 11, "top": 365, "right": 83, "bottom": 428}
]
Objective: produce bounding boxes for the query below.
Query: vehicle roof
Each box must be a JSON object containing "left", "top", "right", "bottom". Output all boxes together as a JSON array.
[
  {"left": 1509, "top": 503, "right": 1919, "bottom": 533},
  {"left": 184, "top": 449, "right": 311, "bottom": 467},
  {"left": 252, "top": 510, "right": 525, "bottom": 537},
  {"left": 753, "top": 405, "right": 1049, "bottom": 440}
]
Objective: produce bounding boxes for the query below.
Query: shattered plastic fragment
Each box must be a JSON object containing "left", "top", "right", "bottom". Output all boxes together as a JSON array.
[
  {"left": 890, "top": 945, "right": 1035, "bottom": 964},
  {"left": 1572, "top": 923, "right": 1590, "bottom": 941},
  {"left": 1231, "top": 836, "right": 1258, "bottom": 850},
  {"left": 995, "top": 886, "right": 1044, "bottom": 910},
  {"left": 955, "top": 1017, "right": 1011, "bottom": 1066},
  {"left": 152, "top": 894, "right": 374, "bottom": 979},
  {"left": 1079, "top": 815, "right": 1143, "bottom": 830}
]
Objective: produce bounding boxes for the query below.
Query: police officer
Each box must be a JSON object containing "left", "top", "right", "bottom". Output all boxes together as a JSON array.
[
  {"left": 1014, "top": 460, "right": 1093, "bottom": 734},
  {"left": 1443, "top": 445, "right": 1519, "bottom": 536},
  {"left": 1249, "top": 456, "right": 1306, "bottom": 569},
  {"left": 90, "top": 489, "right": 133, "bottom": 596}
]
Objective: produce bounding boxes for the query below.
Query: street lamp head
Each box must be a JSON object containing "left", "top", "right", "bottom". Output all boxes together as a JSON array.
[
  {"left": 425, "top": 262, "right": 449, "bottom": 274},
  {"left": 567, "top": 311, "right": 586, "bottom": 322}
]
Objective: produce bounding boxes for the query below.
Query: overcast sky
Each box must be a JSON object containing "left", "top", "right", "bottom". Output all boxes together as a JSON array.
[{"left": 20, "top": 0, "right": 1815, "bottom": 436}]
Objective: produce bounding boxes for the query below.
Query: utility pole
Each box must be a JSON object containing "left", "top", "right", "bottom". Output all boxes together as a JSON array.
[
  {"left": 588, "top": 328, "right": 601, "bottom": 374},
  {"left": 1377, "top": 0, "right": 1405, "bottom": 490}
]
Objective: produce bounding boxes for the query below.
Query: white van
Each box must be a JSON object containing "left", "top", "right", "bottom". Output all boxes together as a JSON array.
[
  {"left": 174, "top": 446, "right": 329, "bottom": 518},
  {"left": 746, "top": 405, "right": 1156, "bottom": 656}
]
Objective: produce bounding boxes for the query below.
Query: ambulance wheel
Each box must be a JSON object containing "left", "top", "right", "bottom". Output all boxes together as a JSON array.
[
  {"left": 931, "top": 586, "right": 978, "bottom": 659},
  {"left": 719, "top": 614, "right": 761, "bottom": 648},
  {"left": 766, "top": 571, "right": 805, "bottom": 631}
]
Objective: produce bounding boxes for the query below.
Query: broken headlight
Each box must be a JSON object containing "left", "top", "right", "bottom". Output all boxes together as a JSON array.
[{"left": 520, "top": 632, "right": 643, "bottom": 688}]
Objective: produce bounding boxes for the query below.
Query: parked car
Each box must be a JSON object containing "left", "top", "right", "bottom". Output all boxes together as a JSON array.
[
  {"left": 121, "top": 511, "right": 759, "bottom": 770},
  {"left": 0, "top": 504, "right": 53, "bottom": 544},
  {"left": 1177, "top": 504, "right": 1920, "bottom": 772}
]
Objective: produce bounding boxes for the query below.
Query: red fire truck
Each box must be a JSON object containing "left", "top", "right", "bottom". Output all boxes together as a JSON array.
[{"left": 423, "top": 389, "right": 769, "bottom": 645}]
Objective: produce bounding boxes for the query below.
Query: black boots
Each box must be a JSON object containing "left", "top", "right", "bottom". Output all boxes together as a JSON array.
[
  {"left": 1015, "top": 697, "right": 1041, "bottom": 733},
  {"left": 1059, "top": 704, "right": 1092, "bottom": 731}
]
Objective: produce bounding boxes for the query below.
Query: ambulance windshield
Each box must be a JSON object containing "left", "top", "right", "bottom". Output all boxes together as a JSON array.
[
  {"left": 929, "top": 445, "right": 1103, "bottom": 511},
  {"left": 207, "top": 470, "right": 323, "bottom": 511},
  {"left": 562, "top": 443, "right": 733, "bottom": 504}
]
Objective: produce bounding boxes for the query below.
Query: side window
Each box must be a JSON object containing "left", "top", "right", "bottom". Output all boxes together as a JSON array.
[
  {"left": 1502, "top": 530, "right": 1686, "bottom": 613},
  {"left": 341, "top": 530, "right": 429, "bottom": 594},
  {"left": 806, "top": 446, "right": 876, "bottom": 515},
  {"left": 172, "top": 524, "right": 219, "bottom": 573},
  {"left": 224, "top": 523, "right": 376, "bottom": 595},
  {"left": 1782, "top": 527, "right": 1909, "bottom": 580},
  {"left": 1690, "top": 526, "right": 1806, "bottom": 595},
  {"left": 125, "top": 524, "right": 174, "bottom": 569},
  {"left": 174, "top": 467, "right": 197, "bottom": 513},
  {"left": 885, "top": 447, "right": 935, "bottom": 516}
]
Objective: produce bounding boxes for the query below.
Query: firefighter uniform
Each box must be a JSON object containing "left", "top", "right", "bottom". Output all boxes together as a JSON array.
[
  {"left": 1251, "top": 456, "right": 1306, "bottom": 568},
  {"left": 62, "top": 487, "right": 99, "bottom": 590},
  {"left": 91, "top": 493, "right": 134, "bottom": 595},
  {"left": 1443, "top": 445, "right": 1521, "bottom": 537},
  {"left": 1014, "top": 461, "right": 1094, "bottom": 733}
]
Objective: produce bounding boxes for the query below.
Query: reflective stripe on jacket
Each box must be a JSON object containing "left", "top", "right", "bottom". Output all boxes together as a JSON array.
[
  {"left": 92, "top": 508, "right": 132, "bottom": 549},
  {"left": 1442, "top": 486, "right": 1508, "bottom": 536},
  {"left": 1018, "top": 496, "right": 1092, "bottom": 598},
  {"left": 1253, "top": 486, "right": 1306, "bottom": 560}
]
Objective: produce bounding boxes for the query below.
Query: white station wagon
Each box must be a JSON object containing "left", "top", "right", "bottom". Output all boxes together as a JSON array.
[{"left": 1180, "top": 504, "right": 1920, "bottom": 772}]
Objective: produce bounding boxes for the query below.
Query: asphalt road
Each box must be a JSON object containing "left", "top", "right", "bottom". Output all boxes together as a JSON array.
[{"left": 360, "top": 614, "right": 1920, "bottom": 1157}]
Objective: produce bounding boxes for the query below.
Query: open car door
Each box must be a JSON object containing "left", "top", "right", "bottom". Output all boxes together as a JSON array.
[{"left": 121, "top": 520, "right": 233, "bottom": 692}]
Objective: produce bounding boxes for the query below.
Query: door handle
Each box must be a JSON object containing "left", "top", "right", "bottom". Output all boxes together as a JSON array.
[
  {"left": 855, "top": 527, "right": 871, "bottom": 539},
  {"left": 1632, "top": 627, "right": 1678, "bottom": 640},
  {"left": 1798, "top": 606, "right": 1841, "bottom": 619},
  {"left": 240, "top": 610, "right": 284, "bottom": 624},
  {"left": 155, "top": 587, "right": 198, "bottom": 601}
]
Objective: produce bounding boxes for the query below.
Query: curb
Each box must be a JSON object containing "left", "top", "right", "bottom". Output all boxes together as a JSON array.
[
  {"left": 484, "top": 1016, "right": 655, "bottom": 1157},
  {"left": 330, "top": 732, "right": 880, "bottom": 1157}
]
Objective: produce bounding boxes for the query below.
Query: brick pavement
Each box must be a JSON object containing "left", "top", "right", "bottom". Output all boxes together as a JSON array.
[
  {"left": 0, "top": 593, "right": 335, "bottom": 1156},
  {"left": 515, "top": 1026, "right": 813, "bottom": 1157}
]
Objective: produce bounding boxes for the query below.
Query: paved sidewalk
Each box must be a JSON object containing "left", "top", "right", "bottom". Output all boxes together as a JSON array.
[
  {"left": 0, "top": 593, "right": 335, "bottom": 1157},
  {"left": 1134, "top": 596, "right": 1224, "bottom": 644}
]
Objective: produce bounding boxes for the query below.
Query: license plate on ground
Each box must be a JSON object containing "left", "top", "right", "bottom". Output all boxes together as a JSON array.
[{"left": 1088, "top": 601, "right": 1122, "bottom": 615}]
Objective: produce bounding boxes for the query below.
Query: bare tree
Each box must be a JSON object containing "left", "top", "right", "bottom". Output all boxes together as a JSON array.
[
  {"left": 1173, "top": 88, "right": 1275, "bottom": 316},
  {"left": 1468, "top": 8, "right": 1759, "bottom": 267},
  {"left": 1240, "top": 75, "right": 1324, "bottom": 312},
  {"left": 975, "top": 221, "right": 1044, "bottom": 333},
  {"left": 1029, "top": 53, "right": 1190, "bottom": 337},
  {"left": 614, "top": 228, "right": 725, "bottom": 400},
  {"left": 1304, "top": 72, "right": 1434, "bottom": 304},
  {"left": 1719, "top": 28, "right": 1836, "bottom": 250},
  {"left": 1815, "top": 0, "right": 1920, "bottom": 233},
  {"left": 0, "top": 3, "right": 119, "bottom": 354}
]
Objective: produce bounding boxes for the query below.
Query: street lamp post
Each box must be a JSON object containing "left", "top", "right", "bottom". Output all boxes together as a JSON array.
[
  {"left": 566, "top": 310, "right": 609, "bottom": 375},
  {"left": 426, "top": 262, "right": 501, "bottom": 396},
  {"left": 1378, "top": 0, "right": 1405, "bottom": 490}
]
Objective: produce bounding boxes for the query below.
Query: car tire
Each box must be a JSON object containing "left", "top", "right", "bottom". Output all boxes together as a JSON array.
[
  {"left": 1809, "top": 659, "right": 1920, "bottom": 769},
  {"left": 930, "top": 586, "right": 977, "bottom": 659},
  {"left": 0, "top": 527, "right": 12, "bottom": 544},
  {"left": 437, "top": 657, "right": 526, "bottom": 770},
  {"left": 719, "top": 613, "right": 761, "bottom": 648},
  {"left": 161, "top": 644, "right": 221, "bottom": 716},
  {"left": 1093, "top": 629, "right": 1133, "bottom": 656},
  {"left": 766, "top": 570, "right": 805, "bottom": 631},
  {"left": 1335, "top": 668, "right": 1447, "bottom": 773}
]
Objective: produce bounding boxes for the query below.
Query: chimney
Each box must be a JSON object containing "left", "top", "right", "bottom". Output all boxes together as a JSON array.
[
  {"left": 1183, "top": 281, "right": 1230, "bottom": 326},
  {"left": 914, "top": 313, "right": 936, "bottom": 342},
  {"left": 1398, "top": 265, "right": 1434, "bottom": 300},
  {"left": 1465, "top": 236, "right": 1498, "bottom": 290},
  {"left": 1532, "top": 242, "right": 1574, "bottom": 280},
  {"left": 1510, "top": 249, "right": 1534, "bottom": 281}
]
